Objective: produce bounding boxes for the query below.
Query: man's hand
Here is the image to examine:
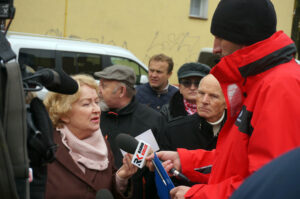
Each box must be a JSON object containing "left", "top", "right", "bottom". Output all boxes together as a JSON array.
[
  {"left": 170, "top": 186, "right": 190, "bottom": 199},
  {"left": 145, "top": 151, "right": 181, "bottom": 173}
]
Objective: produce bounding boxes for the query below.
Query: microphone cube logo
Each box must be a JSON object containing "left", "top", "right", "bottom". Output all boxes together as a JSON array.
[{"left": 132, "top": 141, "right": 150, "bottom": 168}]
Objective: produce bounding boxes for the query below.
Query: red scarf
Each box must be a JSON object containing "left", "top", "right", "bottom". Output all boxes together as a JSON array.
[{"left": 184, "top": 99, "right": 197, "bottom": 115}]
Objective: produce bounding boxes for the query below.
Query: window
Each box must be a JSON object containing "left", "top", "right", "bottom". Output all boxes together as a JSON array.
[
  {"left": 110, "top": 56, "right": 148, "bottom": 84},
  {"left": 61, "top": 52, "right": 102, "bottom": 77},
  {"left": 190, "top": 0, "right": 208, "bottom": 19},
  {"left": 18, "top": 48, "right": 55, "bottom": 72}
]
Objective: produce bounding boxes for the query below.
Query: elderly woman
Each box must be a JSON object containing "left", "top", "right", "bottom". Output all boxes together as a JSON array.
[{"left": 44, "top": 74, "right": 137, "bottom": 199}]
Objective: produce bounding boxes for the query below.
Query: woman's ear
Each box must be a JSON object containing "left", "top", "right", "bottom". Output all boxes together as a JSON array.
[{"left": 60, "top": 115, "right": 70, "bottom": 123}]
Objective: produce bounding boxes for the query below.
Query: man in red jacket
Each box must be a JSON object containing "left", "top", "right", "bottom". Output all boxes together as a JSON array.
[{"left": 147, "top": 0, "right": 300, "bottom": 198}]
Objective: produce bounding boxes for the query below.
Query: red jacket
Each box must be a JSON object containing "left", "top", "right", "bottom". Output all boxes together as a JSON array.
[{"left": 178, "top": 31, "right": 300, "bottom": 199}]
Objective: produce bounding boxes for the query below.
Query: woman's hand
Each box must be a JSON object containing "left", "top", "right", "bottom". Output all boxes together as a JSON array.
[{"left": 117, "top": 153, "right": 138, "bottom": 179}]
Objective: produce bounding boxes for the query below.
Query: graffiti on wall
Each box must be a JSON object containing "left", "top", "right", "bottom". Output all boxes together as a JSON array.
[
  {"left": 45, "top": 28, "right": 203, "bottom": 67},
  {"left": 143, "top": 31, "right": 202, "bottom": 64},
  {"left": 44, "top": 28, "right": 128, "bottom": 49}
]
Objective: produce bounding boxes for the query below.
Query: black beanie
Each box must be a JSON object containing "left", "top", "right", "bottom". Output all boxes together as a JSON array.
[{"left": 211, "top": 0, "right": 277, "bottom": 45}]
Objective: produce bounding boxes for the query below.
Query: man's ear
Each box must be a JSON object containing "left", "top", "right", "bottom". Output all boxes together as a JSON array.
[
  {"left": 119, "top": 85, "right": 127, "bottom": 97},
  {"left": 167, "top": 71, "right": 172, "bottom": 78}
]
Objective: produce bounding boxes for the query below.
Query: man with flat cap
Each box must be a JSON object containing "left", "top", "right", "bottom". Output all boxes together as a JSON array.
[
  {"left": 146, "top": 0, "right": 300, "bottom": 198},
  {"left": 94, "top": 65, "right": 165, "bottom": 199},
  {"left": 161, "top": 62, "right": 211, "bottom": 121}
]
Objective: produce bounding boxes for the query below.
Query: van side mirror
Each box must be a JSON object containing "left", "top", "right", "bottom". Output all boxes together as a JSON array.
[{"left": 137, "top": 74, "right": 148, "bottom": 85}]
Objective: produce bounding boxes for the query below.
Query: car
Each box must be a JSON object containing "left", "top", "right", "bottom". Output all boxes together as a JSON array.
[
  {"left": 197, "top": 47, "right": 220, "bottom": 68},
  {"left": 7, "top": 32, "right": 149, "bottom": 98}
]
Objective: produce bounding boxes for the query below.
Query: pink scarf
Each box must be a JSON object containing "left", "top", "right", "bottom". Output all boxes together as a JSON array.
[{"left": 58, "top": 125, "right": 109, "bottom": 173}]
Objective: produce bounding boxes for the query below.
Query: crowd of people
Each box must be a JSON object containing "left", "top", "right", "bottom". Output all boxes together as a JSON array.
[{"left": 36, "top": 0, "right": 300, "bottom": 198}]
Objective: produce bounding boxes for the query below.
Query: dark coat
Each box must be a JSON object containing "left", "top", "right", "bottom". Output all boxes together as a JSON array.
[
  {"left": 163, "top": 113, "right": 226, "bottom": 151},
  {"left": 231, "top": 147, "right": 300, "bottom": 199},
  {"left": 100, "top": 97, "right": 166, "bottom": 199},
  {"left": 136, "top": 83, "right": 178, "bottom": 111},
  {"left": 160, "top": 91, "right": 187, "bottom": 121},
  {"left": 45, "top": 130, "right": 123, "bottom": 199},
  {"left": 163, "top": 113, "right": 226, "bottom": 186}
]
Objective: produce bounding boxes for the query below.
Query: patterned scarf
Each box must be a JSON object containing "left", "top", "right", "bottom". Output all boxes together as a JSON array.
[{"left": 184, "top": 99, "right": 197, "bottom": 115}]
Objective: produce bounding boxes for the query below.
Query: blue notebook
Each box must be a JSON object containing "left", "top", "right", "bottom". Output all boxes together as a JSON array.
[{"left": 153, "top": 153, "right": 175, "bottom": 199}]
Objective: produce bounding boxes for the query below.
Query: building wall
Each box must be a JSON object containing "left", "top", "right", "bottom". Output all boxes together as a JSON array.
[{"left": 10, "top": 0, "right": 295, "bottom": 84}]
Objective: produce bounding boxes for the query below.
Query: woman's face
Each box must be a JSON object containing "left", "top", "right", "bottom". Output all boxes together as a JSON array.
[{"left": 62, "top": 85, "right": 101, "bottom": 139}]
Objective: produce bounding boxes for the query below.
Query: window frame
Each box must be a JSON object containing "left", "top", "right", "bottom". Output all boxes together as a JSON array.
[{"left": 189, "top": 0, "right": 209, "bottom": 20}]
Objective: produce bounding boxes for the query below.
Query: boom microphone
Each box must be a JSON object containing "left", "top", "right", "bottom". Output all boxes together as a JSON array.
[
  {"left": 24, "top": 68, "right": 78, "bottom": 94},
  {"left": 95, "top": 189, "right": 114, "bottom": 199},
  {"left": 115, "top": 134, "right": 190, "bottom": 182}
]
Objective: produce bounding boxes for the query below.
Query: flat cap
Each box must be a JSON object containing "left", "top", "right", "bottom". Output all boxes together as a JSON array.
[
  {"left": 177, "top": 62, "right": 211, "bottom": 81},
  {"left": 94, "top": 65, "right": 136, "bottom": 86}
]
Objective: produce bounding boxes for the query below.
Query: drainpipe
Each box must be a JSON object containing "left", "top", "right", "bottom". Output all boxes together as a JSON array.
[{"left": 63, "top": 0, "right": 68, "bottom": 37}]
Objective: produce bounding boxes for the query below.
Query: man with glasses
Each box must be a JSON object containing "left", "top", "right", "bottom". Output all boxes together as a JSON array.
[{"left": 161, "top": 62, "right": 211, "bottom": 121}]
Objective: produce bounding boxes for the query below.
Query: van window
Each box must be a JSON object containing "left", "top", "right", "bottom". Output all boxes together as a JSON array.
[
  {"left": 18, "top": 48, "right": 55, "bottom": 71},
  {"left": 61, "top": 51, "right": 102, "bottom": 77},
  {"left": 110, "top": 56, "right": 148, "bottom": 80},
  {"left": 17, "top": 48, "right": 147, "bottom": 84},
  {"left": 111, "top": 56, "right": 139, "bottom": 74}
]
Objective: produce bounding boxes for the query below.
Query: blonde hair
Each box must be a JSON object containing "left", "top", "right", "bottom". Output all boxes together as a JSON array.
[{"left": 44, "top": 74, "right": 99, "bottom": 128}]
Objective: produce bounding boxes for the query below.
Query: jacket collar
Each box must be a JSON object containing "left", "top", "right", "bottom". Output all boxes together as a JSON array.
[
  {"left": 211, "top": 31, "right": 296, "bottom": 119},
  {"left": 212, "top": 31, "right": 296, "bottom": 85},
  {"left": 104, "top": 97, "right": 138, "bottom": 117},
  {"left": 169, "top": 91, "right": 187, "bottom": 117}
]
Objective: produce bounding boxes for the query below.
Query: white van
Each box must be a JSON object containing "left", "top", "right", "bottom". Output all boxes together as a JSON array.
[
  {"left": 197, "top": 47, "right": 220, "bottom": 68},
  {"left": 7, "top": 32, "right": 149, "bottom": 84}
]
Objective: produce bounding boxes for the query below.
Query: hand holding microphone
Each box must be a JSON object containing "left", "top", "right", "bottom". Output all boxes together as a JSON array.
[
  {"left": 116, "top": 153, "right": 138, "bottom": 180},
  {"left": 115, "top": 134, "right": 190, "bottom": 183}
]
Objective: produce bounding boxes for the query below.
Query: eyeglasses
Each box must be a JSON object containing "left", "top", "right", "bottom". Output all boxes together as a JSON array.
[{"left": 180, "top": 79, "right": 200, "bottom": 88}]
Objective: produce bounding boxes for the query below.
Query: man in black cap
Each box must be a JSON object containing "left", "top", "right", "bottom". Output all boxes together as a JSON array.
[
  {"left": 94, "top": 65, "right": 166, "bottom": 199},
  {"left": 161, "top": 62, "right": 211, "bottom": 121},
  {"left": 146, "top": 0, "right": 300, "bottom": 198}
]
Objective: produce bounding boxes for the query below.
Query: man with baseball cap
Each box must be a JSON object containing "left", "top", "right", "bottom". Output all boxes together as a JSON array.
[
  {"left": 147, "top": 0, "right": 300, "bottom": 198},
  {"left": 94, "top": 65, "right": 166, "bottom": 199}
]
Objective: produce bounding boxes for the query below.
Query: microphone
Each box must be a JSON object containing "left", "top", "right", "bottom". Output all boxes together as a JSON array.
[
  {"left": 115, "top": 134, "right": 190, "bottom": 182},
  {"left": 95, "top": 189, "right": 114, "bottom": 199},
  {"left": 24, "top": 68, "right": 78, "bottom": 94},
  {"left": 116, "top": 133, "right": 151, "bottom": 168}
]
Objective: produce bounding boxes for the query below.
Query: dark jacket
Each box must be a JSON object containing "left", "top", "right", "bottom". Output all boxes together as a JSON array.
[
  {"left": 136, "top": 83, "right": 178, "bottom": 111},
  {"left": 100, "top": 97, "right": 166, "bottom": 199},
  {"left": 231, "top": 147, "right": 300, "bottom": 199},
  {"left": 160, "top": 90, "right": 187, "bottom": 121},
  {"left": 163, "top": 113, "right": 226, "bottom": 151},
  {"left": 45, "top": 130, "right": 123, "bottom": 199}
]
